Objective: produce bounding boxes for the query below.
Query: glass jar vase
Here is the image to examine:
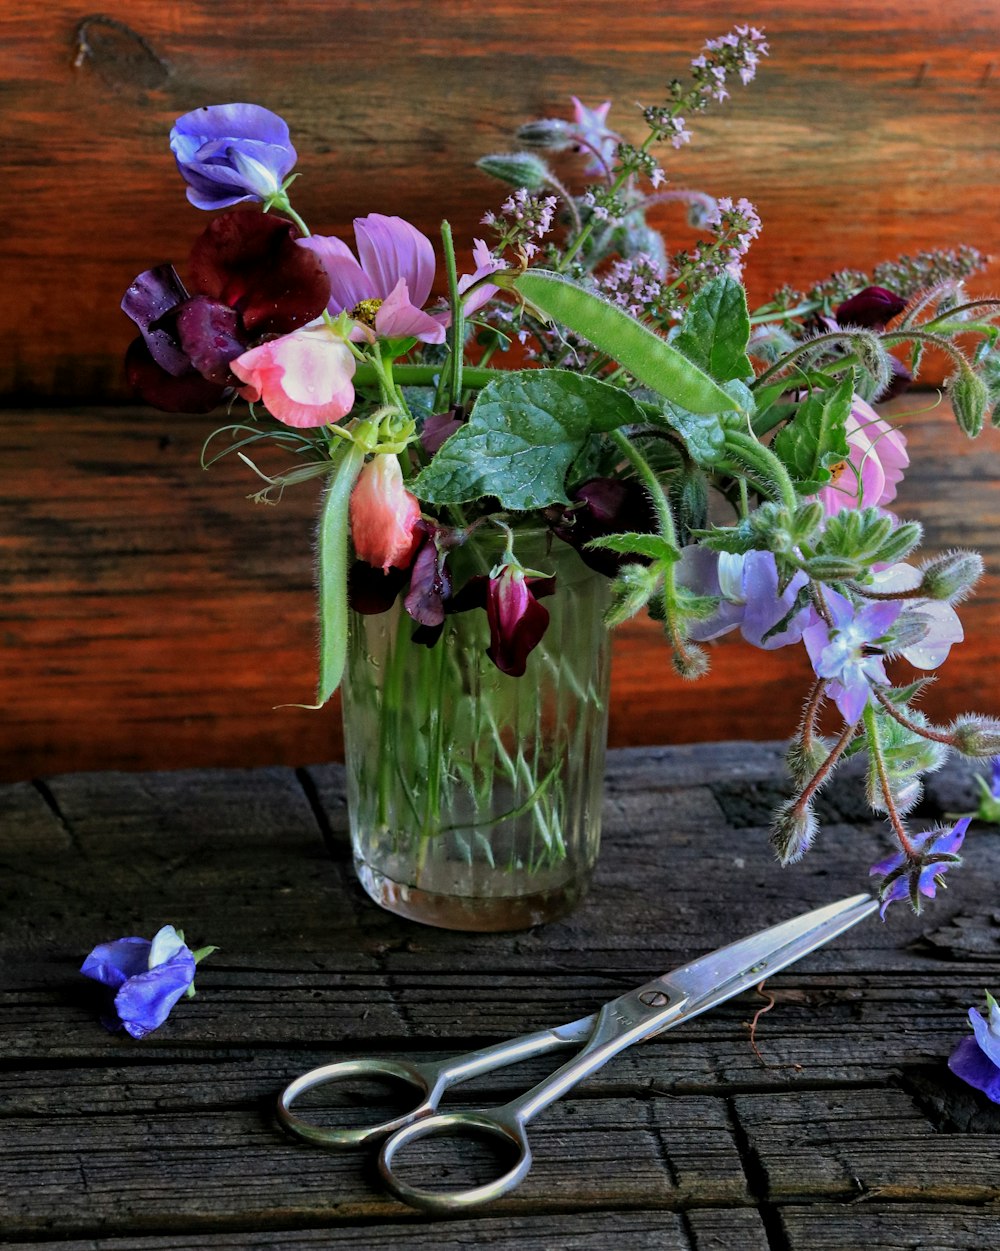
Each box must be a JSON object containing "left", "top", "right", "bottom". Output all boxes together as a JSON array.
[{"left": 341, "top": 528, "right": 611, "bottom": 931}]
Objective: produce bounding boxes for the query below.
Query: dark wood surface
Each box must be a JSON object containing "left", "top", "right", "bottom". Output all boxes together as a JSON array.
[
  {"left": 3, "top": 396, "right": 998, "bottom": 781},
  {"left": 2, "top": 742, "right": 998, "bottom": 1248},
  {"left": 2, "top": 0, "right": 999, "bottom": 401}
]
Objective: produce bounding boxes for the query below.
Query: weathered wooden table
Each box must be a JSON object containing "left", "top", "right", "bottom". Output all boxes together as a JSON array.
[{"left": 3, "top": 743, "right": 999, "bottom": 1249}]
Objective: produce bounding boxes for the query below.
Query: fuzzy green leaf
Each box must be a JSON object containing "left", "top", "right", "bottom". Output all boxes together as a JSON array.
[
  {"left": 585, "top": 532, "right": 681, "bottom": 562},
  {"left": 772, "top": 374, "right": 853, "bottom": 494},
  {"left": 674, "top": 276, "right": 753, "bottom": 382},
  {"left": 412, "top": 370, "right": 645, "bottom": 508}
]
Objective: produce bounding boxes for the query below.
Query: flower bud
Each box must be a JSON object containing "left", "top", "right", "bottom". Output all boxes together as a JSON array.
[
  {"left": 950, "top": 716, "right": 1000, "bottom": 757},
  {"left": 785, "top": 736, "right": 831, "bottom": 788},
  {"left": 951, "top": 368, "right": 989, "bottom": 438},
  {"left": 515, "top": 118, "right": 575, "bottom": 150},
  {"left": 871, "top": 520, "right": 922, "bottom": 565},
  {"left": 476, "top": 152, "right": 551, "bottom": 191},
  {"left": 835, "top": 286, "right": 906, "bottom": 330},
  {"left": 672, "top": 640, "right": 709, "bottom": 680},
  {"left": 920, "top": 550, "right": 984, "bottom": 602},
  {"left": 770, "top": 799, "right": 819, "bottom": 865},
  {"left": 803, "top": 554, "right": 862, "bottom": 581},
  {"left": 792, "top": 501, "right": 825, "bottom": 541},
  {"left": 605, "top": 562, "right": 661, "bottom": 627}
]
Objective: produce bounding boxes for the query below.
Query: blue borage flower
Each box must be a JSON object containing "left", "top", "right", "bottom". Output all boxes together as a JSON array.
[
  {"left": 81, "top": 925, "right": 217, "bottom": 1039},
  {"left": 869, "top": 818, "right": 970, "bottom": 918},
  {"left": 948, "top": 991, "right": 1000, "bottom": 1103}
]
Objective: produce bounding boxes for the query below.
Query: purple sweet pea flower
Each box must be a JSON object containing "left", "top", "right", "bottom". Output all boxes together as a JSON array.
[
  {"left": 870, "top": 818, "right": 970, "bottom": 918},
  {"left": 170, "top": 104, "right": 297, "bottom": 210},
  {"left": 81, "top": 924, "right": 209, "bottom": 1039},
  {"left": 948, "top": 992, "right": 1000, "bottom": 1103},
  {"left": 123, "top": 209, "right": 331, "bottom": 413},
  {"left": 676, "top": 548, "right": 810, "bottom": 650},
  {"left": 835, "top": 286, "right": 906, "bottom": 331},
  {"left": 802, "top": 589, "right": 902, "bottom": 723},
  {"left": 550, "top": 478, "right": 658, "bottom": 577}
]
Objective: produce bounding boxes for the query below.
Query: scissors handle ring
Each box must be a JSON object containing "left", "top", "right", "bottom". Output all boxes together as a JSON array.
[
  {"left": 277, "top": 1057, "right": 435, "bottom": 1149},
  {"left": 379, "top": 1110, "right": 532, "bottom": 1214}
]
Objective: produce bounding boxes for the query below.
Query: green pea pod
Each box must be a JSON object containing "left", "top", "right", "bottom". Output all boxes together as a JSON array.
[
  {"left": 315, "top": 441, "right": 366, "bottom": 707},
  {"left": 512, "top": 270, "right": 739, "bottom": 415}
]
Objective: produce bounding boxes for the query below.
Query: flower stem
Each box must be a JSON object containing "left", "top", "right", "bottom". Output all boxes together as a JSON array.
[
  {"left": 872, "top": 687, "right": 956, "bottom": 746},
  {"left": 440, "top": 220, "right": 465, "bottom": 409},
  {"left": 794, "top": 715, "right": 859, "bottom": 812},
  {"left": 863, "top": 702, "right": 918, "bottom": 859}
]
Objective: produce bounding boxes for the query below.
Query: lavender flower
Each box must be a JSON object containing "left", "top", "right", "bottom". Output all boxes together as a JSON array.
[
  {"left": 170, "top": 104, "right": 297, "bottom": 210},
  {"left": 677, "top": 548, "right": 810, "bottom": 650},
  {"left": 692, "top": 25, "right": 770, "bottom": 100},
  {"left": 869, "top": 818, "right": 969, "bottom": 917},
  {"left": 948, "top": 992, "right": 1000, "bottom": 1103}
]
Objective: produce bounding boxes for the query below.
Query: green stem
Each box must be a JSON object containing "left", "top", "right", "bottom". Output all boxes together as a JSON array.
[
  {"left": 722, "top": 430, "right": 798, "bottom": 511},
  {"left": 557, "top": 131, "right": 658, "bottom": 272},
  {"left": 354, "top": 363, "right": 499, "bottom": 392},
  {"left": 270, "top": 196, "right": 312, "bottom": 238},
  {"left": 751, "top": 331, "right": 867, "bottom": 390},
  {"left": 440, "top": 220, "right": 465, "bottom": 409},
  {"left": 863, "top": 702, "right": 918, "bottom": 859}
]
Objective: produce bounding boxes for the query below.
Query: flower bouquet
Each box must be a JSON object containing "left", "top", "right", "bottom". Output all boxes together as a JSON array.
[{"left": 122, "top": 25, "right": 1000, "bottom": 929}]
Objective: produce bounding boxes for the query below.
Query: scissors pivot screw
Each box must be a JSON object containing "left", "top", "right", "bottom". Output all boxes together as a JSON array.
[{"left": 638, "top": 990, "right": 670, "bottom": 1007}]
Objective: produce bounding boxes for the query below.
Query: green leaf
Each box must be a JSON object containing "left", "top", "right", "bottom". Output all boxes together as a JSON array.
[
  {"left": 653, "top": 405, "right": 726, "bottom": 467},
  {"left": 692, "top": 522, "right": 756, "bottom": 554},
  {"left": 412, "top": 370, "right": 645, "bottom": 508},
  {"left": 585, "top": 532, "right": 680, "bottom": 562},
  {"left": 772, "top": 374, "right": 853, "bottom": 493},
  {"left": 674, "top": 276, "right": 753, "bottom": 382},
  {"left": 511, "top": 270, "right": 738, "bottom": 414}
]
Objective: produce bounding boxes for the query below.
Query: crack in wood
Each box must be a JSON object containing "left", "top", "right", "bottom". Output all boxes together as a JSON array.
[{"left": 725, "top": 1097, "right": 793, "bottom": 1251}]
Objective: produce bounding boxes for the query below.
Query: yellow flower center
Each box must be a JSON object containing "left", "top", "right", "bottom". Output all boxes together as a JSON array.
[{"left": 350, "top": 298, "right": 383, "bottom": 327}]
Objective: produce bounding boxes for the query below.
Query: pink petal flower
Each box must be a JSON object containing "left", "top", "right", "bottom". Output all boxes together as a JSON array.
[
  {"left": 298, "top": 235, "right": 378, "bottom": 311},
  {"left": 349, "top": 455, "right": 423, "bottom": 571},
  {"left": 374, "top": 277, "right": 448, "bottom": 343},
  {"left": 354, "top": 214, "right": 436, "bottom": 308},
  {"left": 458, "top": 239, "right": 507, "bottom": 316},
  {"left": 230, "top": 322, "right": 356, "bottom": 428},
  {"left": 298, "top": 215, "right": 443, "bottom": 344},
  {"left": 814, "top": 396, "right": 908, "bottom": 514}
]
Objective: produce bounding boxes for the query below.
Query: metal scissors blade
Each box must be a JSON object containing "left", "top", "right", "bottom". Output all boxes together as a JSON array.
[
  {"left": 278, "top": 893, "right": 877, "bottom": 1215},
  {"left": 639, "top": 891, "right": 879, "bottom": 1029}
]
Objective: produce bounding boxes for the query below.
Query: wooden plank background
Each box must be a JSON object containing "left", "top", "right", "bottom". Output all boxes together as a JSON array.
[{"left": 1, "top": 1, "right": 999, "bottom": 779}]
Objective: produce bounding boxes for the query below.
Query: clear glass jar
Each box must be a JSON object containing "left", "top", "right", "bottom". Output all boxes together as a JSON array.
[{"left": 341, "top": 528, "right": 611, "bottom": 931}]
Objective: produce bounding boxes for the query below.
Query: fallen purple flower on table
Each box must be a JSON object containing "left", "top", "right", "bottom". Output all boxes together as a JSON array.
[
  {"left": 869, "top": 818, "right": 970, "bottom": 918},
  {"left": 81, "top": 925, "right": 215, "bottom": 1039},
  {"left": 948, "top": 992, "right": 1000, "bottom": 1103}
]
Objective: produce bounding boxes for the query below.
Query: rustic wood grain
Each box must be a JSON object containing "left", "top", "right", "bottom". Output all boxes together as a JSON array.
[
  {"left": 780, "top": 1204, "right": 1000, "bottom": 1251},
  {"left": 3, "top": 395, "right": 999, "bottom": 781},
  {"left": 0, "top": 744, "right": 997, "bottom": 1245},
  {"left": 2, "top": 1, "right": 998, "bottom": 401},
  {"left": 8, "top": 1209, "right": 771, "bottom": 1251}
]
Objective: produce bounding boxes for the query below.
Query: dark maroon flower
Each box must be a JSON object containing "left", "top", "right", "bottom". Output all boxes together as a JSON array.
[
  {"left": 347, "top": 561, "right": 411, "bottom": 615},
  {"left": 420, "top": 409, "right": 465, "bottom": 456},
  {"left": 404, "top": 540, "right": 453, "bottom": 628},
  {"left": 485, "top": 565, "right": 556, "bottom": 677},
  {"left": 550, "top": 478, "right": 657, "bottom": 576},
  {"left": 122, "top": 209, "right": 330, "bottom": 412},
  {"left": 835, "top": 286, "right": 906, "bottom": 331}
]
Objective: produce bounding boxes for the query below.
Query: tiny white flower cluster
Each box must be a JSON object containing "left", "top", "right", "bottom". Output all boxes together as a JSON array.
[
  {"left": 693, "top": 24, "right": 769, "bottom": 100},
  {"left": 482, "top": 188, "right": 559, "bottom": 257},
  {"left": 599, "top": 253, "right": 669, "bottom": 319}
]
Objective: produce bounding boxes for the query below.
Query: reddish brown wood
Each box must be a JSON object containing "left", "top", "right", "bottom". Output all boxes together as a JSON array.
[
  {"left": 1, "top": 396, "right": 998, "bottom": 781},
  {"left": 1, "top": 1, "right": 998, "bottom": 400}
]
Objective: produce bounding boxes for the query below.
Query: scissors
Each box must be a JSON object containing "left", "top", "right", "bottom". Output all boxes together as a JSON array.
[{"left": 278, "top": 892, "right": 876, "bottom": 1214}]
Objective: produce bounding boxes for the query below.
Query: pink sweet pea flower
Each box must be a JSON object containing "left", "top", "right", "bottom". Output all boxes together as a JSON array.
[
  {"left": 814, "top": 396, "right": 908, "bottom": 515},
  {"left": 457, "top": 239, "right": 507, "bottom": 315},
  {"left": 230, "top": 321, "right": 356, "bottom": 428},
  {"left": 485, "top": 564, "right": 556, "bottom": 677},
  {"left": 299, "top": 214, "right": 447, "bottom": 345},
  {"left": 349, "top": 455, "right": 423, "bottom": 571}
]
